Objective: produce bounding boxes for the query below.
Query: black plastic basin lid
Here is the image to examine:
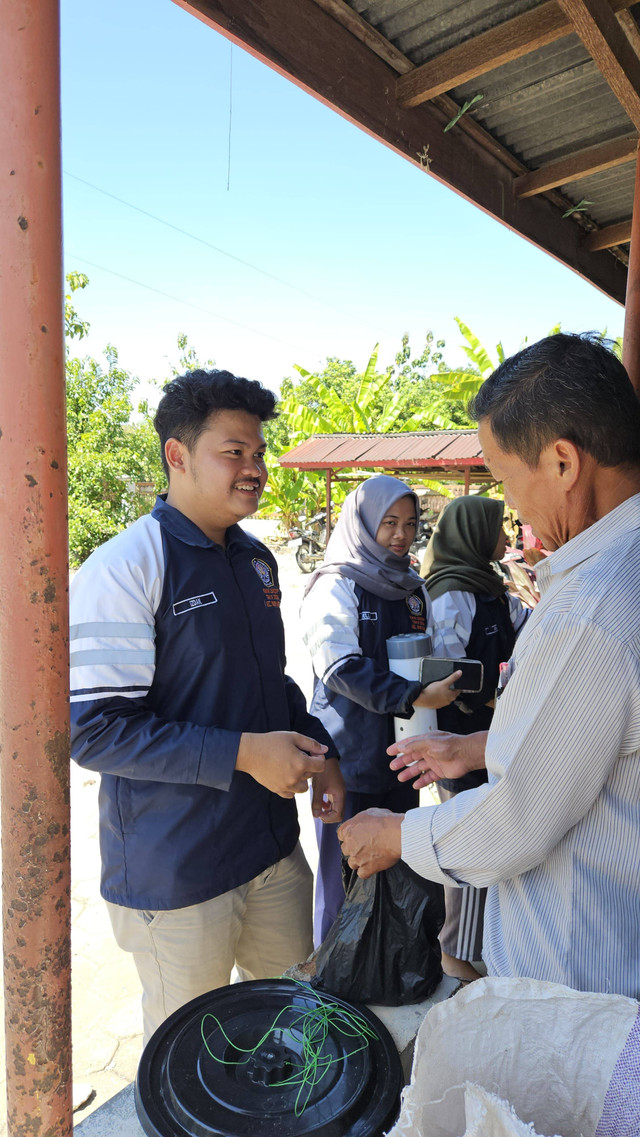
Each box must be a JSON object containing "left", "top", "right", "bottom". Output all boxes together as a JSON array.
[{"left": 135, "top": 978, "right": 403, "bottom": 1137}]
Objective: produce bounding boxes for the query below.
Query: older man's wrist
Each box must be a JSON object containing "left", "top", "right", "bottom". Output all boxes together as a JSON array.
[{"left": 457, "top": 731, "right": 488, "bottom": 771}]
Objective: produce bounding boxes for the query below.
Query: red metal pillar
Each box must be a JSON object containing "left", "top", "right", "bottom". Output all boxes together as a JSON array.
[
  {"left": 623, "top": 144, "right": 640, "bottom": 395},
  {"left": 0, "top": 2, "right": 72, "bottom": 1136}
]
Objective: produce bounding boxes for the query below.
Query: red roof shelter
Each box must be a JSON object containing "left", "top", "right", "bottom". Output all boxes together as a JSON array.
[{"left": 279, "top": 429, "right": 488, "bottom": 538}]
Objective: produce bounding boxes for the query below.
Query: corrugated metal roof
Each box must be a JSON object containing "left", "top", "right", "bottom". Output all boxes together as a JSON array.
[
  {"left": 357, "top": 0, "right": 542, "bottom": 64},
  {"left": 564, "top": 163, "right": 637, "bottom": 227},
  {"left": 455, "top": 45, "right": 630, "bottom": 167},
  {"left": 279, "top": 430, "right": 484, "bottom": 470},
  {"left": 348, "top": 0, "right": 640, "bottom": 247}
]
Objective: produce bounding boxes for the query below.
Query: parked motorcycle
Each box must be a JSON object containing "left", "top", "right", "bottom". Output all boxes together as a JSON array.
[{"left": 288, "top": 511, "right": 327, "bottom": 573}]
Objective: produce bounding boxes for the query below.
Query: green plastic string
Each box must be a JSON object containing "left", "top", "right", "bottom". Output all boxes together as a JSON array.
[{"left": 200, "top": 982, "right": 378, "bottom": 1117}]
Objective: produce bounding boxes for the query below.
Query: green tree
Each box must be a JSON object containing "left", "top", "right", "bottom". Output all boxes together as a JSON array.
[
  {"left": 430, "top": 318, "right": 503, "bottom": 403},
  {"left": 389, "top": 333, "right": 473, "bottom": 429},
  {"left": 260, "top": 335, "right": 466, "bottom": 523},
  {"left": 268, "top": 332, "right": 465, "bottom": 450},
  {"left": 65, "top": 274, "right": 164, "bottom": 565},
  {"left": 66, "top": 346, "right": 164, "bottom": 565},
  {"left": 167, "top": 332, "right": 216, "bottom": 377},
  {"left": 65, "top": 271, "right": 91, "bottom": 340},
  {"left": 430, "top": 318, "right": 619, "bottom": 407}
]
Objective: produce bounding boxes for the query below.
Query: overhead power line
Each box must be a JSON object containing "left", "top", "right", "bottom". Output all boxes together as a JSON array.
[
  {"left": 66, "top": 254, "right": 310, "bottom": 355},
  {"left": 63, "top": 170, "right": 387, "bottom": 333}
]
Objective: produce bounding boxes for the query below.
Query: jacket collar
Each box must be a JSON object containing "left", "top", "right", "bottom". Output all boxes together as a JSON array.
[
  {"left": 536, "top": 492, "right": 640, "bottom": 592},
  {"left": 151, "top": 494, "right": 252, "bottom": 550}
]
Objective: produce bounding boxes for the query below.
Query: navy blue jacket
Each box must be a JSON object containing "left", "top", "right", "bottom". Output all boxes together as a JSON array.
[
  {"left": 301, "top": 574, "right": 433, "bottom": 794},
  {"left": 70, "top": 497, "right": 334, "bottom": 910}
]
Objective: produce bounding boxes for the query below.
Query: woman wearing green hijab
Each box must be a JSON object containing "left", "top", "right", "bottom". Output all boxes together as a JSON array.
[{"left": 421, "top": 495, "right": 529, "bottom": 981}]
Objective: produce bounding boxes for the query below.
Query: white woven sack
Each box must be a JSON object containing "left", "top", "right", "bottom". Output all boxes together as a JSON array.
[
  {"left": 461, "top": 1083, "right": 560, "bottom": 1136},
  {"left": 385, "top": 976, "right": 637, "bottom": 1137}
]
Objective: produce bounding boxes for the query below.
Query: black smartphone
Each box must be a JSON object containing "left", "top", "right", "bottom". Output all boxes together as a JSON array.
[{"left": 419, "top": 656, "right": 484, "bottom": 693}]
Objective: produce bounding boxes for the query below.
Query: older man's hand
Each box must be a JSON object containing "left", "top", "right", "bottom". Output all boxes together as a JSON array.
[
  {"left": 388, "top": 730, "right": 488, "bottom": 790},
  {"left": 337, "top": 807, "right": 403, "bottom": 878}
]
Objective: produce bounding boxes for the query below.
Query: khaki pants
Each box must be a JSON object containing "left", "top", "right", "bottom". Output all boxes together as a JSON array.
[{"left": 107, "top": 843, "right": 313, "bottom": 1045}]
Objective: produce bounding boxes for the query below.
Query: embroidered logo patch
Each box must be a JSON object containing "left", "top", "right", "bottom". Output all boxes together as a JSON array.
[
  {"left": 360, "top": 611, "right": 378, "bottom": 622},
  {"left": 407, "top": 591, "right": 427, "bottom": 632},
  {"left": 485, "top": 623, "right": 499, "bottom": 636},
  {"left": 252, "top": 558, "right": 274, "bottom": 587},
  {"left": 252, "top": 557, "right": 280, "bottom": 608},
  {"left": 173, "top": 592, "right": 217, "bottom": 616}
]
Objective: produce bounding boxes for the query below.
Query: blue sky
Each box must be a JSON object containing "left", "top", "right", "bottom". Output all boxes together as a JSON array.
[{"left": 61, "top": 0, "right": 625, "bottom": 396}]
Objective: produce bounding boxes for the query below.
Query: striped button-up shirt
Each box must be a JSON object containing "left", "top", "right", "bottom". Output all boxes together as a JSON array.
[{"left": 402, "top": 493, "right": 640, "bottom": 996}]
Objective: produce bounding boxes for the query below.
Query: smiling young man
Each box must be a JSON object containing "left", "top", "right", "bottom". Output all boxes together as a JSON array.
[
  {"left": 70, "top": 369, "right": 343, "bottom": 1043},
  {"left": 339, "top": 333, "right": 640, "bottom": 998}
]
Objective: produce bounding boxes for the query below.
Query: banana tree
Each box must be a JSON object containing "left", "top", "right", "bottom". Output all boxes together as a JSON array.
[
  {"left": 433, "top": 319, "right": 622, "bottom": 406},
  {"left": 261, "top": 346, "right": 420, "bottom": 526},
  {"left": 278, "top": 344, "right": 424, "bottom": 441},
  {"left": 431, "top": 318, "right": 505, "bottom": 402}
]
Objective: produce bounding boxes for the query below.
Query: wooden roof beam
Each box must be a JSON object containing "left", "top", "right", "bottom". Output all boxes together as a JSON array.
[
  {"left": 514, "top": 134, "right": 638, "bottom": 197},
  {"left": 584, "top": 219, "right": 633, "bottom": 249},
  {"left": 556, "top": 0, "right": 640, "bottom": 131},
  {"left": 618, "top": 9, "right": 640, "bottom": 60},
  {"left": 396, "top": 0, "right": 635, "bottom": 109}
]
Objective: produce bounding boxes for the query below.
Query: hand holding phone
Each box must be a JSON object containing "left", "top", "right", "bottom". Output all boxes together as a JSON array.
[{"left": 419, "top": 656, "right": 484, "bottom": 693}]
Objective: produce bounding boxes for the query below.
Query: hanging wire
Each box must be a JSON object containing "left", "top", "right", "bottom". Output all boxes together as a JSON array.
[
  {"left": 200, "top": 983, "right": 378, "bottom": 1118},
  {"left": 227, "top": 44, "right": 233, "bottom": 192}
]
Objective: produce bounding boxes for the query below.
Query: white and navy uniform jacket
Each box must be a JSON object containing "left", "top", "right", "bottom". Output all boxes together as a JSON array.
[
  {"left": 300, "top": 574, "right": 438, "bottom": 795},
  {"left": 433, "top": 589, "right": 529, "bottom": 791},
  {"left": 70, "top": 495, "right": 335, "bottom": 911}
]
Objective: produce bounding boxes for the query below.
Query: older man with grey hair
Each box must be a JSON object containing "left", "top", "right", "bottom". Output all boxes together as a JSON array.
[{"left": 339, "top": 333, "right": 640, "bottom": 998}]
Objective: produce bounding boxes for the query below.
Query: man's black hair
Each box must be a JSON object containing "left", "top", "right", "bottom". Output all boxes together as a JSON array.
[
  {"left": 469, "top": 332, "right": 640, "bottom": 469},
  {"left": 154, "top": 368, "right": 278, "bottom": 480}
]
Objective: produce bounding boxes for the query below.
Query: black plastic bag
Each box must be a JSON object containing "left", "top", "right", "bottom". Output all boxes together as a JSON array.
[{"left": 311, "top": 860, "right": 445, "bottom": 1005}]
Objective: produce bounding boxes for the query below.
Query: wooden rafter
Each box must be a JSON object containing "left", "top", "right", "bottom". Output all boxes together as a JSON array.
[
  {"left": 313, "top": 0, "right": 412, "bottom": 74},
  {"left": 618, "top": 9, "right": 640, "bottom": 60},
  {"left": 584, "top": 219, "right": 633, "bottom": 249},
  {"left": 556, "top": 0, "right": 640, "bottom": 131},
  {"left": 514, "top": 135, "right": 638, "bottom": 197},
  {"left": 396, "top": 0, "right": 636, "bottom": 109}
]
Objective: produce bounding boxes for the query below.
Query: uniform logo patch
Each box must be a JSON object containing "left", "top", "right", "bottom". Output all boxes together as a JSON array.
[
  {"left": 173, "top": 592, "right": 217, "bottom": 616},
  {"left": 407, "top": 594, "right": 423, "bottom": 615},
  {"left": 252, "top": 558, "right": 274, "bottom": 587},
  {"left": 360, "top": 611, "right": 378, "bottom": 622}
]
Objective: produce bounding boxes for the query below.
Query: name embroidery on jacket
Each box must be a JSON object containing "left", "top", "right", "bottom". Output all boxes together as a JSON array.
[
  {"left": 173, "top": 592, "right": 217, "bottom": 615},
  {"left": 360, "top": 611, "right": 378, "bottom": 622}
]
